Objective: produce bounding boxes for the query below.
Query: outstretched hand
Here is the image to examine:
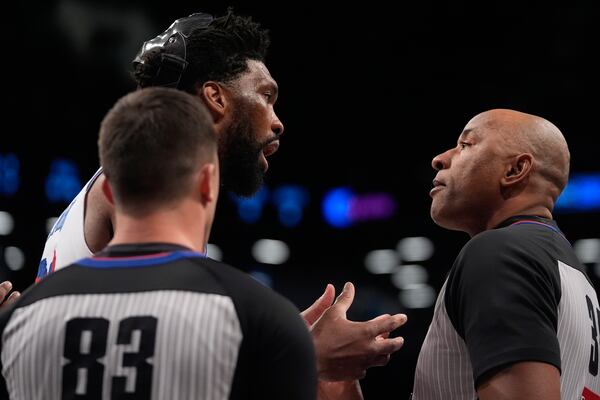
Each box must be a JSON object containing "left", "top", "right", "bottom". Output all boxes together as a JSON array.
[
  {"left": 302, "top": 282, "right": 407, "bottom": 381},
  {"left": 301, "top": 283, "right": 336, "bottom": 327},
  {"left": 0, "top": 281, "right": 20, "bottom": 309}
]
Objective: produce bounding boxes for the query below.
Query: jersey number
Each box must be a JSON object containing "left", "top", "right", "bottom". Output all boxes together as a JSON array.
[
  {"left": 586, "top": 295, "right": 599, "bottom": 376},
  {"left": 62, "top": 316, "right": 158, "bottom": 399}
]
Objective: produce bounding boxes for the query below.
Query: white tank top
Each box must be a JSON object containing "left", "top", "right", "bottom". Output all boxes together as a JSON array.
[{"left": 36, "top": 168, "right": 103, "bottom": 281}]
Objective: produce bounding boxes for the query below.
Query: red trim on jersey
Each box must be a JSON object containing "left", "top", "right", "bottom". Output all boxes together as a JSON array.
[
  {"left": 50, "top": 250, "right": 57, "bottom": 274},
  {"left": 583, "top": 387, "right": 600, "bottom": 400}
]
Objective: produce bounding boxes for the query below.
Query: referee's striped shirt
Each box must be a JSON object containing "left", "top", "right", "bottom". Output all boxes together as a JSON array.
[
  {"left": 0, "top": 243, "right": 316, "bottom": 400},
  {"left": 412, "top": 216, "right": 600, "bottom": 399}
]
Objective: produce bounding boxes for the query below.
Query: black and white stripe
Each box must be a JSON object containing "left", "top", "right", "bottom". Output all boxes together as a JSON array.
[
  {"left": 1, "top": 245, "right": 317, "bottom": 400},
  {"left": 412, "top": 217, "right": 600, "bottom": 399},
  {"left": 2, "top": 291, "right": 241, "bottom": 400}
]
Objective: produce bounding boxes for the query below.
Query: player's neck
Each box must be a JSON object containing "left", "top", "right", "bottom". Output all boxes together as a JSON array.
[{"left": 110, "top": 208, "right": 208, "bottom": 253}]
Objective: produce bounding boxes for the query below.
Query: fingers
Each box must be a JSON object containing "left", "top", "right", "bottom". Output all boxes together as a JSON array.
[
  {"left": 372, "top": 336, "right": 405, "bottom": 355},
  {"left": 367, "top": 313, "right": 407, "bottom": 337},
  {"left": 370, "top": 354, "right": 391, "bottom": 367},
  {"left": 0, "top": 281, "right": 12, "bottom": 301},
  {"left": 331, "top": 282, "right": 355, "bottom": 314},
  {"left": 4, "top": 291, "right": 20, "bottom": 307},
  {"left": 362, "top": 313, "right": 407, "bottom": 356},
  {"left": 301, "top": 284, "right": 335, "bottom": 326}
]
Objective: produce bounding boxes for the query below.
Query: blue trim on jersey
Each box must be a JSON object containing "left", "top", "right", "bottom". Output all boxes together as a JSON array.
[
  {"left": 77, "top": 251, "right": 206, "bottom": 268},
  {"left": 510, "top": 220, "right": 571, "bottom": 246}
]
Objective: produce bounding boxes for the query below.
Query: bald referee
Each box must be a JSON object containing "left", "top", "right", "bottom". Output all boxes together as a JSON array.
[
  {"left": 412, "top": 109, "right": 600, "bottom": 399},
  {"left": 0, "top": 88, "right": 316, "bottom": 399}
]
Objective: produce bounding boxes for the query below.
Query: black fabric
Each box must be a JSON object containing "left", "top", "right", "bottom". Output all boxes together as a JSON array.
[
  {"left": 0, "top": 243, "right": 316, "bottom": 399},
  {"left": 444, "top": 216, "right": 585, "bottom": 387}
]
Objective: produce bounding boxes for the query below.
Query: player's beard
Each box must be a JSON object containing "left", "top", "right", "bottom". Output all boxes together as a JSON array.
[{"left": 218, "top": 101, "right": 266, "bottom": 197}]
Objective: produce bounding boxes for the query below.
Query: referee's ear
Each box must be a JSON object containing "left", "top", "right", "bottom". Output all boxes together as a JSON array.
[
  {"left": 197, "top": 162, "right": 219, "bottom": 206},
  {"left": 501, "top": 153, "right": 533, "bottom": 187},
  {"left": 101, "top": 177, "right": 115, "bottom": 206}
]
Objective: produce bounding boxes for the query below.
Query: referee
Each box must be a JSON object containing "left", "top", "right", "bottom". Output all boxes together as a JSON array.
[
  {"left": 0, "top": 88, "right": 316, "bottom": 399},
  {"left": 412, "top": 109, "right": 600, "bottom": 399}
]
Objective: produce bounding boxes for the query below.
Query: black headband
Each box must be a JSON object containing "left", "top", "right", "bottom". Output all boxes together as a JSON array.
[{"left": 132, "top": 12, "right": 214, "bottom": 88}]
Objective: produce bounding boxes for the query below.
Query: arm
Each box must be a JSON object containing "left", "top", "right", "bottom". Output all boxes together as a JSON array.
[
  {"left": 477, "top": 361, "right": 560, "bottom": 400},
  {"left": 446, "top": 230, "right": 562, "bottom": 393},
  {"left": 303, "top": 282, "right": 407, "bottom": 381}
]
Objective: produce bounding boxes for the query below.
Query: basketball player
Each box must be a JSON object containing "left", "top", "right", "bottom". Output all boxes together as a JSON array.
[
  {"left": 412, "top": 109, "right": 600, "bottom": 399},
  {"left": 0, "top": 87, "right": 319, "bottom": 399},
  {"left": 31, "top": 9, "right": 407, "bottom": 391}
]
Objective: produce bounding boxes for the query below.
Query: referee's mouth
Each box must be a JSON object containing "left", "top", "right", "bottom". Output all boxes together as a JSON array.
[{"left": 430, "top": 179, "right": 445, "bottom": 196}]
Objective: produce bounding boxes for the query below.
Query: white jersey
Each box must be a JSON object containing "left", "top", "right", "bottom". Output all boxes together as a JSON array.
[{"left": 36, "top": 168, "right": 103, "bottom": 281}]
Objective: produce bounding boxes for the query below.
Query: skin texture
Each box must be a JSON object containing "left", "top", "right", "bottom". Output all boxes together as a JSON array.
[
  {"left": 430, "top": 109, "right": 569, "bottom": 237},
  {"left": 430, "top": 109, "right": 568, "bottom": 399},
  {"left": 199, "top": 60, "right": 283, "bottom": 197},
  {"left": 477, "top": 362, "right": 561, "bottom": 400}
]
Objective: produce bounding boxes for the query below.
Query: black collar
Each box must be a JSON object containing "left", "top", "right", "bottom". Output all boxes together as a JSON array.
[{"left": 96, "top": 242, "right": 193, "bottom": 258}]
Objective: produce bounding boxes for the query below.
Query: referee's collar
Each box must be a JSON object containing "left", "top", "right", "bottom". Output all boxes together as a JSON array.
[
  {"left": 96, "top": 242, "right": 194, "bottom": 258},
  {"left": 495, "top": 215, "right": 559, "bottom": 230}
]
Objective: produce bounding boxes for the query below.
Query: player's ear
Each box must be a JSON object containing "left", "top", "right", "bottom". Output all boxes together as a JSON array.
[
  {"left": 501, "top": 153, "right": 533, "bottom": 187},
  {"left": 197, "top": 81, "right": 228, "bottom": 122},
  {"left": 101, "top": 177, "right": 115, "bottom": 205}
]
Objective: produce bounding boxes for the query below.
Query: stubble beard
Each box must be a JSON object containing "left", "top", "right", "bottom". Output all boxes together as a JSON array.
[{"left": 218, "top": 102, "right": 266, "bottom": 198}]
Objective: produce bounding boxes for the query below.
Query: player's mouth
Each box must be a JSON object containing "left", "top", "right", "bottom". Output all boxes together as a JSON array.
[{"left": 259, "top": 140, "right": 280, "bottom": 172}]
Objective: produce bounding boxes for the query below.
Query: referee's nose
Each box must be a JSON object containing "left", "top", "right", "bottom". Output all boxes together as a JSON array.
[{"left": 432, "top": 149, "right": 452, "bottom": 171}]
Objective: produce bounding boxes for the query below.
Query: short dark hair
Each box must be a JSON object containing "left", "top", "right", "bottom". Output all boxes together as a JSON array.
[
  {"left": 98, "top": 87, "right": 217, "bottom": 213},
  {"left": 133, "top": 10, "right": 270, "bottom": 93}
]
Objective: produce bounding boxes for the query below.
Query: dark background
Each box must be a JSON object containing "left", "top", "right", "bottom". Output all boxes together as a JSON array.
[{"left": 2, "top": 1, "right": 599, "bottom": 398}]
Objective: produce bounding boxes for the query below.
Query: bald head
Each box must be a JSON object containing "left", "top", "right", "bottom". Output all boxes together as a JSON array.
[{"left": 468, "top": 109, "right": 570, "bottom": 200}]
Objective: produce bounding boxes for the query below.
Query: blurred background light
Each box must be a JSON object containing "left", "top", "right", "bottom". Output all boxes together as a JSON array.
[
  {"left": 555, "top": 173, "right": 600, "bottom": 212},
  {"left": 573, "top": 238, "right": 600, "bottom": 264},
  {"left": 0, "top": 212, "right": 15, "bottom": 236},
  {"left": 272, "top": 185, "right": 310, "bottom": 227},
  {"left": 399, "top": 284, "right": 436, "bottom": 309},
  {"left": 230, "top": 186, "right": 269, "bottom": 224},
  {"left": 391, "top": 265, "right": 429, "bottom": 289},
  {"left": 397, "top": 237, "right": 434, "bottom": 262},
  {"left": 322, "top": 187, "right": 354, "bottom": 228},
  {"left": 206, "top": 243, "right": 223, "bottom": 261},
  {"left": 364, "top": 249, "right": 399, "bottom": 274},
  {"left": 4, "top": 246, "right": 25, "bottom": 271},
  {"left": 0, "top": 153, "right": 20, "bottom": 196},
  {"left": 252, "top": 239, "right": 290, "bottom": 265},
  {"left": 45, "top": 159, "right": 81, "bottom": 203},
  {"left": 322, "top": 188, "right": 397, "bottom": 228}
]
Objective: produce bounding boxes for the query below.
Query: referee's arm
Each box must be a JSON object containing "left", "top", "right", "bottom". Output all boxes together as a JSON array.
[{"left": 476, "top": 361, "right": 560, "bottom": 400}]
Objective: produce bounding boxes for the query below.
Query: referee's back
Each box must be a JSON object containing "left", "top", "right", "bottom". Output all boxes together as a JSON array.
[{"left": 0, "top": 244, "right": 316, "bottom": 400}]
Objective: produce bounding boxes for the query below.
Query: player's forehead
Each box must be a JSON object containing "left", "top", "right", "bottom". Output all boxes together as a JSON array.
[{"left": 236, "top": 59, "right": 278, "bottom": 90}]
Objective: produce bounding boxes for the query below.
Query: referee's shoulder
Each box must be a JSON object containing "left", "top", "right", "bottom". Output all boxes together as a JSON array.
[
  {"left": 192, "top": 256, "right": 295, "bottom": 308},
  {"left": 463, "top": 226, "right": 520, "bottom": 252}
]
